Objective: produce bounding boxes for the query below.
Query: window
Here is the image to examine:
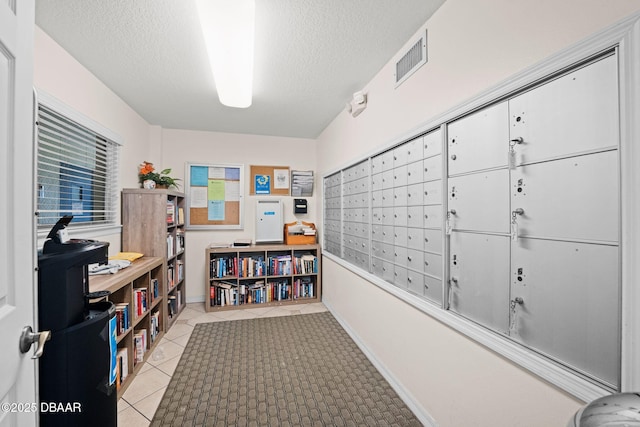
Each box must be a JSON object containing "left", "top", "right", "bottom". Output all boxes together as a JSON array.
[{"left": 36, "top": 94, "right": 120, "bottom": 232}]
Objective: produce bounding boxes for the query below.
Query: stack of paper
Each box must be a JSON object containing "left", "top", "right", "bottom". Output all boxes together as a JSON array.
[{"left": 291, "top": 170, "right": 314, "bottom": 196}]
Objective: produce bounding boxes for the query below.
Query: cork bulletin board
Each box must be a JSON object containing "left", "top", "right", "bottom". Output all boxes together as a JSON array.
[
  {"left": 185, "top": 162, "right": 244, "bottom": 229},
  {"left": 250, "top": 165, "right": 290, "bottom": 196}
]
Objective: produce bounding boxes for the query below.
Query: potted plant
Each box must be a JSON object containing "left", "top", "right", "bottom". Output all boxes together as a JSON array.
[{"left": 138, "top": 161, "right": 180, "bottom": 189}]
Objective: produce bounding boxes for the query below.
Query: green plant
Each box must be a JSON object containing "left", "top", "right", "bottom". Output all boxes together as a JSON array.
[{"left": 138, "top": 161, "right": 180, "bottom": 189}]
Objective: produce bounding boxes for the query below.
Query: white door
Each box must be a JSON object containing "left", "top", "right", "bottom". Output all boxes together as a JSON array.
[{"left": 0, "top": 1, "right": 37, "bottom": 426}]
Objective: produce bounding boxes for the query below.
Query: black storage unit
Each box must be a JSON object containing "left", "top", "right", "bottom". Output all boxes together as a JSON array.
[{"left": 37, "top": 216, "right": 117, "bottom": 427}]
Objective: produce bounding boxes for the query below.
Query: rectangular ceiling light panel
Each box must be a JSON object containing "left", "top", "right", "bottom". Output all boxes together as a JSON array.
[{"left": 196, "top": 0, "right": 255, "bottom": 108}]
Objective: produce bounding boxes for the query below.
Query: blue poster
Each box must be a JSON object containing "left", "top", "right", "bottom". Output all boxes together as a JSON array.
[
  {"left": 190, "top": 166, "right": 209, "bottom": 186},
  {"left": 255, "top": 175, "right": 270, "bottom": 194},
  {"left": 109, "top": 314, "right": 117, "bottom": 385}
]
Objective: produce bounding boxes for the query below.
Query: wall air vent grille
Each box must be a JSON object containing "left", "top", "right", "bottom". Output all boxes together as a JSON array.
[{"left": 395, "top": 30, "right": 427, "bottom": 88}]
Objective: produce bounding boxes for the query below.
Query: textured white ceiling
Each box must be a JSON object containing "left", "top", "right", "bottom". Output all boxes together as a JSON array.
[{"left": 35, "top": 0, "right": 445, "bottom": 138}]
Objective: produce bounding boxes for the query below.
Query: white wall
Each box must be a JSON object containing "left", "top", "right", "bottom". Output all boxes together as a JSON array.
[
  {"left": 34, "top": 26, "right": 153, "bottom": 254},
  {"left": 160, "top": 128, "right": 317, "bottom": 303},
  {"left": 316, "top": 1, "right": 640, "bottom": 426}
]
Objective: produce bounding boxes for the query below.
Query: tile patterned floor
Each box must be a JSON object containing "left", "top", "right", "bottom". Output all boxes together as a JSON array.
[{"left": 117, "top": 302, "right": 328, "bottom": 426}]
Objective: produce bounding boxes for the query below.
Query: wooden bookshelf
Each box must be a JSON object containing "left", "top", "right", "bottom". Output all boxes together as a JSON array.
[
  {"left": 206, "top": 244, "right": 321, "bottom": 312},
  {"left": 89, "top": 256, "right": 164, "bottom": 398},
  {"left": 122, "top": 188, "right": 187, "bottom": 330}
]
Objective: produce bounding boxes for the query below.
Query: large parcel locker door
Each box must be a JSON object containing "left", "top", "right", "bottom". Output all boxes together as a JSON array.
[
  {"left": 509, "top": 54, "right": 618, "bottom": 165},
  {"left": 448, "top": 101, "right": 509, "bottom": 175},
  {"left": 448, "top": 169, "right": 510, "bottom": 233},
  {"left": 449, "top": 232, "right": 511, "bottom": 334},
  {"left": 510, "top": 239, "right": 620, "bottom": 388},
  {"left": 511, "top": 151, "right": 618, "bottom": 243}
]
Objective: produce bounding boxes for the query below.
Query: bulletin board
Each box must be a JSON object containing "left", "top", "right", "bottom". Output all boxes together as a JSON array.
[
  {"left": 185, "top": 163, "right": 244, "bottom": 230},
  {"left": 250, "top": 165, "right": 290, "bottom": 196}
]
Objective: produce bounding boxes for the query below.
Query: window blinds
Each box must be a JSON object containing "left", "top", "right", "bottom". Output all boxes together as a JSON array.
[{"left": 37, "top": 104, "right": 119, "bottom": 229}]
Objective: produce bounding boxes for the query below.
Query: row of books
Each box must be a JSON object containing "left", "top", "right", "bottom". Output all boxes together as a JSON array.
[
  {"left": 167, "top": 260, "right": 184, "bottom": 290},
  {"left": 210, "top": 254, "right": 318, "bottom": 278},
  {"left": 268, "top": 255, "right": 291, "bottom": 276},
  {"left": 293, "top": 254, "right": 318, "bottom": 274},
  {"left": 176, "top": 231, "right": 185, "bottom": 253},
  {"left": 115, "top": 303, "right": 130, "bottom": 336},
  {"left": 209, "top": 256, "right": 237, "bottom": 278},
  {"left": 166, "top": 202, "right": 175, "bottom": 224},
  {"left": 294, "top": 277, "right": 315, "bottom": 298},
  {"left": 166, "top": 202, "right": 185, "bottom": 226},
  {"left": 209, "top": 279, "right": 316, "bottom": 307},
  {"left": 167, "top": 232, "right": 185, "bottom": 258},
  {"left": 239, "top": 256, "right": 265, "bottom": 278},
  {"left": 133, "top": 287, "right": 148, "bottom": 318}
]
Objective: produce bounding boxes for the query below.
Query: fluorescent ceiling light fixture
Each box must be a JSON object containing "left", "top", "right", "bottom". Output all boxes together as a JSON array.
[{"left": 195, "top": 0, "right": 255, "bottom": 108}]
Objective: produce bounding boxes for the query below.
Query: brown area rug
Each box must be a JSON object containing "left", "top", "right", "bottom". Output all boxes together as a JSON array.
[{"left": 151, "top": 312, "right": 421, "bottom": 426}]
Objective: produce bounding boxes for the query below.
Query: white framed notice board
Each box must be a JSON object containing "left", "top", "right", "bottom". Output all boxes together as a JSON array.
[{"left": 185, "top": 162, "right": 244, "bottom": 230}]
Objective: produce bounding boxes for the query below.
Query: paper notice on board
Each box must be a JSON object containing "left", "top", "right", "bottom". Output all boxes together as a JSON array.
[
  {"left": 208, "top": 179, "right": 225, "bottom": 200},
  {"left": 190, "top": 166, "right": 209, "bottom": 186},
  {"left": 274, "top": 169, "right": 289, "bottom": 189},
  {"left": 225, "top": 180, "right": 240, "bottom": 201},
  {"left": 190, "top": 187, "right": 208, "bottom": 208},
  {"left": 208, "top": 200, "right": 225, "bottom": 220},
  {"left": 209, "top": 167, "right": 226, "bottom": 179}
]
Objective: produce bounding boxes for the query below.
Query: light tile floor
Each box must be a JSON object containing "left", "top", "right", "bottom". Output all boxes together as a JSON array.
[{"left": 117, "top": 301, "right": 328, "bottom": 426}]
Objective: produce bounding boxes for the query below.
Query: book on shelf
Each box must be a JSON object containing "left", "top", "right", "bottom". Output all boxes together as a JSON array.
[
  {"left": 133, "top": 329, "right": 147, "bottom": 364},
  {"left": 167, "top": 264, "right": 175, "bottom": 290},
  {"left": 167, "top": 233, "right": 175, "bottom": 258},
  {"left": 116, "top": 348, "right": 128, "bottom": 389},
  {"left": 177, "top": 207, "right": 185, "bottom": 225},
  {"left": 168, "top": 296, "right": 178, "bottom": 318},
  {"left": 176, "top": 231, "right": 185, "bottom": 253},
  {"left": 150, "top": 311, "right": 161, "bottom": 343},
  {"left": 176, "top": 260, "right": 184, "bottom": 282},
  {"left": 209, "top": 242, "right": 231, "bottom": 248},
  {"left": 151, "top": 278, "right": 159, "bottom": 300}
]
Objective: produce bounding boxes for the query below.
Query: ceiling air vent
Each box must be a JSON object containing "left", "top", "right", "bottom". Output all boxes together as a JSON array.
[{"left": 394, "top": 30, "right": 427, "bottom": 88}]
